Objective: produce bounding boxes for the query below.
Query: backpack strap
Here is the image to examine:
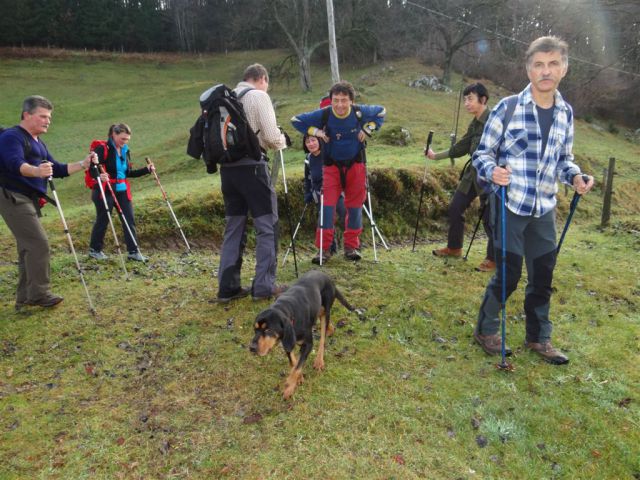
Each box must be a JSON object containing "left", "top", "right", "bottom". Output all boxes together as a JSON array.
[
  {"left": 236, "top": 87, "right": 254, "bottom": 100},
  {"left": 496, "top": 95, "right": 518, "bottom": 165}
]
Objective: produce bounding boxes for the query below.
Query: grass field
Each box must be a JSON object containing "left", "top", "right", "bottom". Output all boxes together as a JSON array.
[{"left": 0, "top": 48, "right": 639, "bottom": 479}]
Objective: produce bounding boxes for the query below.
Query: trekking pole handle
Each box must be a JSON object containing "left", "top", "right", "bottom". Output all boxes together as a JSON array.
[
  {"left": 421, "top": 130, "right": 434, "bottom": 181},
  {"left": 425, "top": 130, "right": 434, "bottom": 150}
]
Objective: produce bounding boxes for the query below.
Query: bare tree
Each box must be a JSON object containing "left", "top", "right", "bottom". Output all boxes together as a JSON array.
[{"left": 272, "top": 0, "right": 328, "bottom": 91}]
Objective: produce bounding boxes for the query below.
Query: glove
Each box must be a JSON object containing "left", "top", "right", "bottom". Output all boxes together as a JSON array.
[
  {"left": 361, "top": 121, "right": 376, "bottom": 137},
  {"left": 304, "top": 192, "right": 313, "bottom": 204},
  {"left": 279, "top": 126, "right": 292, "bottom": 147}
]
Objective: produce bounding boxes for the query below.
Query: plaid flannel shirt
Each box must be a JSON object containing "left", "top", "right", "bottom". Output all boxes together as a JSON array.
[{"left": 472, "top": 84, "right": 581, "bottom": 217}]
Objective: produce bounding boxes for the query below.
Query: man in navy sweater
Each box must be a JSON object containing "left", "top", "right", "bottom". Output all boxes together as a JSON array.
[
  {"left": 291, "top": 81, "right": 385, "bottom": 262},
  {"left": 0, "top": 95, "right": 94, "bottom": 309}
]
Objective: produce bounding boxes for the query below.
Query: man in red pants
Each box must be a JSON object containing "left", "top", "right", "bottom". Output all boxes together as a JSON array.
[{"left": 291, "top": 81, "right": 385, "bottom": 262}]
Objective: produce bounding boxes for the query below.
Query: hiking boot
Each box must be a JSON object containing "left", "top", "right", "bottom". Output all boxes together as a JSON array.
[
  {"left": 312, "top": 250, "right": 332, "bottom": 265},
  {"left": 432, "top": 247, "right": 462, "bottom": 258},
  {"left": 89, "top": 248, "right": 108, "bottom": 261},
  {"left": 524, "top": 341, "right": 569, "bottom": 365},
  {"left": 344, "top": 248, "right": 362, "bottom": 261},
  {"left": 127, "top": 251, "right": 148, "bottom": 262},
  {"left": 25, "top": 294, "right": 64, "bottom": 308},
  {"left": 252, "top": 284, "right": 288, "bottom": 302},
  {"left": 473, "top": 329, "right": 512, "bottom": 356},
  {"left": 213, "top": 286, "right": 251, "bottom": 304},
  {"left": 476, "top": 258, "right": 496, "bottom": 272}
]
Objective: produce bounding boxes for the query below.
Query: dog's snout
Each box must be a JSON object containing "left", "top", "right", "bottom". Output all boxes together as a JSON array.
[{"left": 249, "top": 341, "right": 257, "bottom": 353}]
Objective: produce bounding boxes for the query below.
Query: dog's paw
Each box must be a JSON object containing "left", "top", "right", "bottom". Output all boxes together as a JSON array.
[
  {"left": 326, "top": 322, "right": 335, "bottom": 337},
  {"left": 313, "top": 357, "right": 325, "bottom": 371},
  {"left": 283, "top": 383, "right": 296, "bottom": 399}
]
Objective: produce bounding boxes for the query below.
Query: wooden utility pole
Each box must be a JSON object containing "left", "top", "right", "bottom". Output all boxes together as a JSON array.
[{"left": 326, "top": 0, "right": 340, "bottom": 83}]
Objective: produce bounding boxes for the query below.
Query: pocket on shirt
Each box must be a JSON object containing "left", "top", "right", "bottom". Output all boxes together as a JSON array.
[{"left": 503, "top": 128, "right": 528, "bottom": 157}]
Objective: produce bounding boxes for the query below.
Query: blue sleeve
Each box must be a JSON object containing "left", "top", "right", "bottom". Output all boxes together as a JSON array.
[
  {"left": 358, "top": 104, "right": 386, "bottom": 130},
  {"left": 291, "top": 108, "right": 327, "bottom": 135},
  {"left": 472, "top": 100, "right": 508, "bottom": 189},
  {"left": 0, "top": 131, "right": 27, "bottom": 175},
  {"left": 51, "top": 152, "right": 69, "bottom": 178}
]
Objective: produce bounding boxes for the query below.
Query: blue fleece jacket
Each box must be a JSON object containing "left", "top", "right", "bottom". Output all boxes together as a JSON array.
[{"left": 291, "top": 105, "right": 385, "bottom": 163}]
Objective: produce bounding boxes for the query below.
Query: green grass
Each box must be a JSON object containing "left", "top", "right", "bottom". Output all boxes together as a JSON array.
[{"left": 1, "top": 48, "right": 639, "bottom": 479}]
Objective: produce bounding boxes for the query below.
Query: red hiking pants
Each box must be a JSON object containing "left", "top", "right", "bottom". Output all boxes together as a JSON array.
[{"left": 316, "top": 162, "right": 366, "bottom": 251}]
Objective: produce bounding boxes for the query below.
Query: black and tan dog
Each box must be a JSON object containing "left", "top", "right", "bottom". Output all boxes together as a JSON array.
[{"left": 250, "top": 270, "right": 354, "bottom": 399}]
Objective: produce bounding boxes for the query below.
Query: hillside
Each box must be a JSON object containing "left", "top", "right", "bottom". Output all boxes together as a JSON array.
[{"left": 0, "top": 49, "right": 639, "bottom": 479}]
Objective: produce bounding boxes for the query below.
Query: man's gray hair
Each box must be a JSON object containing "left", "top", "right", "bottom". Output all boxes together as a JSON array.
[
  {"left": 526, "top": 36, "right": 569, "bottom": 67},
  {"left": 22, "top": 95, "right": 54, "bottom": 115}
]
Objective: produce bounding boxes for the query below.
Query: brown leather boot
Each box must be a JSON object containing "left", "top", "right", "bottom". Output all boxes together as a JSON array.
[
  {"left": 432, "top": 247, "right": 462, "bottom": 257},
  {"left": 525, "top": 341, "right": 569, "bottom": 365},
  {"left": 474, "top": 330, "right": 512, "bottom": 356},
  {"left": 475, "top": 258, "right": 496, "bottom": 272}
]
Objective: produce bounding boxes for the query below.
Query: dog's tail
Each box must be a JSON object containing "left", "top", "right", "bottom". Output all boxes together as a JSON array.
[{"left": 335, "top": 288, "right": 355, "bottom": 312}]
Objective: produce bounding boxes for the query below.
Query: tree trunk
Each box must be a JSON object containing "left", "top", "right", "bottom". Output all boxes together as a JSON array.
[
  {"left": 299, "top": 52, "right": 312, "bottom": 91},
  {"left": 442, "top": 50, "right": 453, "bottom": 86},
  {"left": 326, "top": 0, "right": 340, "bottom": 83}
]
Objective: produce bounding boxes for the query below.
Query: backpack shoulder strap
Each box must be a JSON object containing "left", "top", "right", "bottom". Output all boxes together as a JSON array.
[
  {"left": 320, "top": 106, "right": 331, "bottom": 130},
  {"left": 501, "top": 95, "right": 518, "bottom": 137},
  {"left": 496, "top": 95, "right": 518, "bottom": 165},
  {"left": 236, "top": 87, "right": 254, "bottom": 100}
]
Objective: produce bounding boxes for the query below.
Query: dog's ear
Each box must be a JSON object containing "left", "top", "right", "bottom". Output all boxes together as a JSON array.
[{"left": 281, "top": 315, "right": 296, "bottom": 353}]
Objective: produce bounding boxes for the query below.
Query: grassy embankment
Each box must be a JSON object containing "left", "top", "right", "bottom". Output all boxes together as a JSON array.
[{"left": 0, "top": 48, "right": 639, "bottom": 479}]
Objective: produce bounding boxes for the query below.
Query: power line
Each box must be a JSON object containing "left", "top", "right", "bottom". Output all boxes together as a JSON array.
[{"left": 404, "top": 0, "right": 640, "bottom": 79}]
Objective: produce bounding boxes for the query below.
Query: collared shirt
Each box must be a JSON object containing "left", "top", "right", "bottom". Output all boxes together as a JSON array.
[{"left": 472, "top": 84, "right": 581, "bottom": 217}]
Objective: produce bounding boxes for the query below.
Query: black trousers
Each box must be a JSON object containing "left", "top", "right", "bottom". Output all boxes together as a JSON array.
[
  {"left": 218, "top": 163, "right": 279, "bottom": 298},
  {"left": 447, "top": 188, "right": 494, "bottom": 261},
  {"left": 89, "top": 187, "right": 139, "bottom": 253}
]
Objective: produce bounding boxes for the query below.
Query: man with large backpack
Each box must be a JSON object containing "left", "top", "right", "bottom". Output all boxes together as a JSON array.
[
  {"left": 472, "top": 37, "right": 594, "bottom": 365},
  {"left": 214, "top": 63, "right": 287, "bottom": 302},
  {"left": 0, "top": 95, "right": 94, "bottom": 309},
  {"left": 291, "top": 81, "right": 385, "bottom": 262}
]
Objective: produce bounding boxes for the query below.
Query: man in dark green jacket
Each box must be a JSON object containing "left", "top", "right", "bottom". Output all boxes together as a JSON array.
[{"left": 426, "top": 82, "right": 495, "bottom": 272}]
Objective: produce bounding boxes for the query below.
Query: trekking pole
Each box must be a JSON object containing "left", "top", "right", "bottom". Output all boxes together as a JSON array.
[
  {"left": 282, "top": 203, "right": 309, "bottom": 267},
  {"left": 278, "top": 149, "right": 298, "bottom": 278},
  {"left": 364, "top": 163, "right": 379, "bottom": 263},
  {"left": 412, "top": 130, "right": 434, "bottom": 252},
  {"left": 463, "top": 201, "right": 487, "bottom": 261},
  {"left": 91, "top": 160, "right": 129, "bottom": 280},
  {"left": 557, "top": 175, "right": 589, "bottom": 256},
  {"left": 98, "top": 165, "right": 145, "bottom": 259},
  {"left": 45, "top": 166, "right": 96, "bottom": 315},
  {"left": 362, "top": 203, "right": 390, "bottom": 250},
  {"left": 496, "top": 181, "right": 513, "bottom": 372},
  {"left": 145, "top": 158, "right": 191, "bottom": 254},
  {"left": 319, "top": 190, "right": 325, "bottom": 266}
]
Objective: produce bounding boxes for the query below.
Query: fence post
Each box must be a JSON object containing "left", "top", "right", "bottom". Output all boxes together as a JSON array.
[{"left": 600, "top": 157, "right": 615, "bottom": 227}]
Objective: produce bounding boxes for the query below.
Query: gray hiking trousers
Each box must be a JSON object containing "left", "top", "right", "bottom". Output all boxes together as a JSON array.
[
  {"left": 477, "top": 195, "right": 557, "bottom": 343},
  {"left": 0, "top": 189, "right": 52, "bottom": 303},
  {"left": 217, "top": 162, "right": 279, "bottom": 298}
]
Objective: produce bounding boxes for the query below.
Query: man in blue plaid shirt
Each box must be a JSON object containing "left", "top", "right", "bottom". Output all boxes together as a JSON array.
[{"left": 471, "top": 36, "right": 594, "bottom": 365}]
